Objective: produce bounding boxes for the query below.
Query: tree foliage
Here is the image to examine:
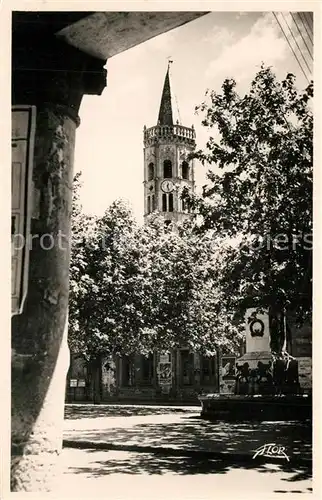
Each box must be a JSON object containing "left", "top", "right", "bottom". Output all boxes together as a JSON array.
[
  {"left": 68, "top": 183, "right": 243, "bottom": 361},
  {"left": 140, "top": 215, "right": 243, "bottom": 355},
  {"left": 68, "top": 68, "right": 312, "bottom": 366},
  {"left": 188, "top": 67, "right": 313, "bottom": 326}
]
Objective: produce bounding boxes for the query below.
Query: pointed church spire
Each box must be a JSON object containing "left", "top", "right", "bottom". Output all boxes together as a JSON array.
[{"left": 157, "top": 60, "right": 180, "bottom": 126}]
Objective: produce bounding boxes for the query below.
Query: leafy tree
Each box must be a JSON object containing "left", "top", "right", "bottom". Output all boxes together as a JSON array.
[
  {"left": 141, "top": 215, "right": 243, "bottom": 355},
  {"left": 68, "top": 184, "right": 244, "bottom": 401},
  {"left": 70, "top": 197, "right": 142, "bottom": 359},
  {"left": 188, "top": 66, "right": 313, "bottom": 351},
  {"left": 68, "top": 172, "right": 97, "bottom": 355}
]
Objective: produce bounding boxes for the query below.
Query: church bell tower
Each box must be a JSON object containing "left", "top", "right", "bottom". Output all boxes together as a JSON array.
[{"left": 143, "top": 61, "right": 196, "bottom": 224}]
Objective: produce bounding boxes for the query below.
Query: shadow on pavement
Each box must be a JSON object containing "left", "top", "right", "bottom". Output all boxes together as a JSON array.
[
  {"left": 64, "top": 418, "right": 312, "bottom": 462},
  {"left": 64, "top": 448, "right": 312, "bottom": 494},
  {"left": 65, "top": 404, "right": 199, "bottom": 420}
]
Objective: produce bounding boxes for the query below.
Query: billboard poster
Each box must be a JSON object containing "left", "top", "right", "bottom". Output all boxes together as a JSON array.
[
  {"left": 221, "top": 356, "right": 236, "bottom": 380},
  {"left": 298, "top": 357, "right": 312, "bottom": 391},
  {"left": 157, "top": 362, "right": 172, "bottom": 384},
  {"left": 12, "top": 106, "right": 36, "bottom": 316}
]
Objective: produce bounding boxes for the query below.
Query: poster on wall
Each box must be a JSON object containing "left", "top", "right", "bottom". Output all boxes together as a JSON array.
[
  {"left": 160, "top": 353, "right": 170, "bottom": 363},
  {"left": 221, "top": 357, "right": 236, "bottom": 380},
  {"left": 12, "top": 106, "right": 37, "bottom": 316},
  {"left": 157, "top": 361, "right": 172, "bottom": 389},
  {"left": 298, "top": 357, "right": 312, "bottom": 391}
]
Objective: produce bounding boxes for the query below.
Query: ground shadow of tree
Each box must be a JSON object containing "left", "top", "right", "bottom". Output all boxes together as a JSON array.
[
  {"left": 63, "top": 448, "right": 312, "bottom": 494},
  {"left": 64, "top": 404, "right": 199, "bottom": 420},
  {"left": 64, "top": 418, "right": 312, "bottom": 462}
]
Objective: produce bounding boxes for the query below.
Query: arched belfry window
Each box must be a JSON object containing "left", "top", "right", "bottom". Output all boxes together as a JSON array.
[
  {"left": 148, "top": 162, "right": 154, "bottom": 181},
  {"left": 162, "top": 193, "right": 167, "bottom": 212},
  {"left": 169, "top": 193, "right": 174, "bottom": 212},
  {"left": 163, "top": 160, "right": 172, "bottom": 178},
  {"left": 182, "top": 161, "right": 190, "bottom": 180}
]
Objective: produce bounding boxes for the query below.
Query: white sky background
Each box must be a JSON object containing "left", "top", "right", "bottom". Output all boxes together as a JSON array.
[{"left": 74, "top": 11, "right": 312, "bottom": 223}]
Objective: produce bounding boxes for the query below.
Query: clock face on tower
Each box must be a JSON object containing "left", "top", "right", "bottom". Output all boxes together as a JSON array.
[{"left": 161, "top": 180, "right": 174, "bottom": 193}]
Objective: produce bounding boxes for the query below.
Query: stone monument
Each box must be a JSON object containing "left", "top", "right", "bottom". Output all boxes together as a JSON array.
[
  {"left": 199, "top": 307, "right": 310, "bottom": 420},
  {"left": 234, "top": 307, "right": 301, "bottom": 396}
]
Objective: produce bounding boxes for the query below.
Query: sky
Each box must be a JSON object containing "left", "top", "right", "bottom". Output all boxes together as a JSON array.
[{"left": 74, "top": 11, "right": 313, "bottom": 223}]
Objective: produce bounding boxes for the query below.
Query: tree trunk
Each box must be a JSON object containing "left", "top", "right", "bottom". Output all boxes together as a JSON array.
[
  {"left": 269, "top": 306, "right": 287, "bottom": 354},
  {"left": 90, "top": 356, "right": 102, "bottom": 404},
  {"left": 217, "top": 347, "right": 222, "bottom": 393},
  {"left": 214, "top": 348, "right": 220, "bottom": 393}
]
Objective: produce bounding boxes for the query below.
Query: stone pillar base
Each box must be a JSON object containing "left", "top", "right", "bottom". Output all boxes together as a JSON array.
[
  {"left": 235, "top": 351, "right": 274, "bottom": 395},
  {"left": 235, "top": 351, "right": 302, "bottom": 396}
]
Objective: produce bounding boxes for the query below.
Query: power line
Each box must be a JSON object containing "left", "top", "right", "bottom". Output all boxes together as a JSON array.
[
  {"left": 173, "top": 90, "right": 182, "bottom": 125},
  {"left": 291, "top": 12, "right": 313, "bottom": 61},
  {"left": 282, "top": 12, "right": 312, "bottom": 76},
  {"left": 303, "top": 12, "right": 313, "bottom": 41},
  {"left": 282, "top": 12, "right": 312, "bottom": 73},
  {"left": 303, "top": 12, "right": 313, "bottom": 33},
  {"left": 273, "top": 12, "right": 310, "bottom": 84},
  {"left": 298, "top": 12, "right": 313, "bottom": 45}
]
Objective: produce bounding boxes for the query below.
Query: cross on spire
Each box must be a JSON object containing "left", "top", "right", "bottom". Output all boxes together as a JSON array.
[{"left": 157, "top": 59, "right": 180, "bottom": 126}]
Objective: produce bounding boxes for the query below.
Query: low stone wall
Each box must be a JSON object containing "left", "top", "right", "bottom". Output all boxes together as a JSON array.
[
  {"left": 113, "top": 385, "right": 218, "bottom": 402},
  {"left": 199, "top": 394, "right": 312, "bottom": 421}
]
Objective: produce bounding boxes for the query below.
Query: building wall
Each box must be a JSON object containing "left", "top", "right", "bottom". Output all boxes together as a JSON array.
[
  {"left": 288, "top": 314, "right": 312, "bottom": 393},
  {"left": 65, "top": 311, "right": 312, "bottom": 403},
  {"left": 66, "top": 349, "right": 220, "bottom": 403},
  {"left": 65, "top": 355, "right": 88, "bottom": 402},
  {"left": 143, "top": 127, "right": 196, "bottom": 223}
]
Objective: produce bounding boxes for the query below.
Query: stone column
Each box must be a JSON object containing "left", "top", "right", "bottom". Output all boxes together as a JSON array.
[
  {"left": 193, "top": 352, "right": 201, "bottom": 390},
  {"left": 153, "top": 350, "right": 158, "bottom": 390},
  {"left": 214, "top": 350, "right": 220, "bottom": 392},
  {"left": 11, "top": 35, "right": 106, "bottom": 491},
  {"left": 218, "top": 348, "right": 223, "bottom": 393}
]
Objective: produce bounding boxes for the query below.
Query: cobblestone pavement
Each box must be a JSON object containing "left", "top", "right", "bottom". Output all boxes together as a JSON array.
[
  {"left": 60, "top": 448, "right": 314, "bottom": 499},
  {"left": 64, "top": 404, "right": 312, "bottom": 464}
]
